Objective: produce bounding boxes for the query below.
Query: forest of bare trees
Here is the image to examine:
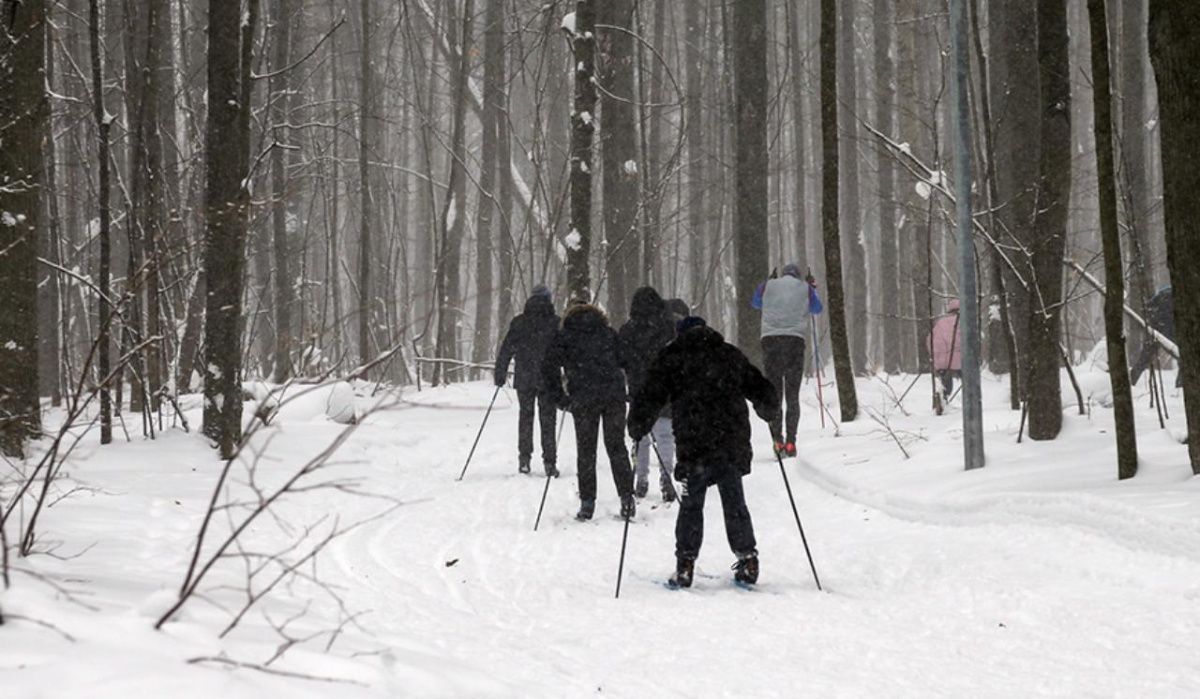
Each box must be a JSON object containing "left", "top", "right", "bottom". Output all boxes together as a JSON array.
[{"left": 1, "top": 0, "right": 1198, "bottom": 480}]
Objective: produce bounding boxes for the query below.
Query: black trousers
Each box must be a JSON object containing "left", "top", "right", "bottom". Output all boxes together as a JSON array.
[
  {"left": 518, "top": 389, "right": 557, "bottom": 464},
  {"left": 572, "top": 401, "right": 633, "bottom": 501},
  {"left": 762, "top": 335, "right": 806, "bottom": 442},
  {"left": 676, "top": 468, "right": 757, "bottom": 561}
]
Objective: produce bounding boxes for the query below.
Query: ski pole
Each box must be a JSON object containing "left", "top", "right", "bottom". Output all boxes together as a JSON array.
[
  {"left": 648, "top": 433, "right": 678, "bottom": 501},
  {"left": 533, "top": 473, "right": 553, "bottom": 531},
  {"left": 457, "top": 385, "right": 501, "bottom": 481},
  {"left": 774, "top": 449, "right": 822, "bottom": 591},
  {"left": 811, "top": 315, "right": 827, "bottom": 430},
  {"left": 615, "top": 439, "right": 639, "bottom": 599}
]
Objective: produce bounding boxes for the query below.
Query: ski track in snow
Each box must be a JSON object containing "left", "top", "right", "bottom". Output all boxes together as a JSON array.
[{"left": 322, "top": 382, "right": 1200, "bottom": 698}]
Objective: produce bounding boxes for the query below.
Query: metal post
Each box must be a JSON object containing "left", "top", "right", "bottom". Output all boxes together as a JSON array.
[{"left": 950, "top": 0, "right": 984, "bottom": 470}]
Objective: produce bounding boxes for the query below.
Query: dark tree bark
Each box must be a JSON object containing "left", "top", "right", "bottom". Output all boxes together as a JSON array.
[
  {"left": 874, "top": 0, "right": 900, "bottom": 375},
  {"left": 1148, "top": 0, "right": 1200, "bottom": 475},
  {"left": 1026, "top": 0, "right": 1071, "bottom": 441},
  {"left": 40, "top": 22, "right": 62, "bottom": 407},
  {"left": 202, "top": 0, "right": 256, "bottom": 457},
  {"left": 1119, "top": 0, "right": 1156, "bottom": 358},
  {"left": 0, "top": 0, "right": 46, "bottom": 457},
  {"left": 596, "top": 0, "right": 639, "bottom": 320},
  {"left": 473, "top": 0, "right": 502, "bottom": 368},
  {"left": 566, "top": 1, "right": 596, "bottom": 302},
  {"left": 787, "top": 0, "right": 808, "bottom": 275},
  {"left": 733, "top": 0, "right": 769, "bottom": 360},
  {"left": 1088, "top": 0, "right": 1139, "bottom": 480},
  {"left": 821, "top": 0, "right": 857, "bottom": 421},
  {"left": 684, "top": 0, "right": 706, "bottom": 315},
  {"left": 358, "top": 0, "right": 375, "bottom": 371},
  {"left": 839, "top": 0, "right": 868, "bottom": 375},
  {"left": 88, "top": 0, "right": 113, "bottom": 444},
  {"left": 495, "top": 13, "right": 515, "bottom": 329},
  {"left": 269, "top": 0, "right": 294, "bottom": 383}
]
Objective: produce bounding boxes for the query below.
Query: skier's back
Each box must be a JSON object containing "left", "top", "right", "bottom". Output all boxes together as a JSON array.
[
  {"left": 495, "top": 285, "right": 561, "bottom": 476},
  {"left": 628, "top": 316, "right": 778, "bottom": 587},
  {"left": 618, "top": 287, "right": 677, "bottom": 501}
]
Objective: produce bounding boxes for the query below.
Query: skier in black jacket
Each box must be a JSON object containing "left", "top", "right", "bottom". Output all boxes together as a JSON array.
[
  {"left": 543, "top": 302, "right": 636, "bottom": 521},
  {"left": 628, "top": 316, "right": 779, "bottom": 588},
  {"left": 495, "top": 285, "right": 561, "bottom": 476},
  {"left": 617, "top": 287, "right": 678, "bottom": 501}
]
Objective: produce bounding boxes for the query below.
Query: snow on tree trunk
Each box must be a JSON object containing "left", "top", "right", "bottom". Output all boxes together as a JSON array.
[{"left": 566, "top": 0, "right": 596, "bottom": 303}]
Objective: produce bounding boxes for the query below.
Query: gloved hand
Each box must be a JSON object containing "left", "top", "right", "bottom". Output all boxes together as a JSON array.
[
  {"left": 806, "top": 272, "right": 817, "bottom": 287},
  {"left": 557, "top": 395, "right": 572, "bottom": 412},
  {"left": 493, "top": 373, "right": 506, "bottom": 388}
]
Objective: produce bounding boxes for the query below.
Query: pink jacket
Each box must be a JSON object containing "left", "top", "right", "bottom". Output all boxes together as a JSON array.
[{"left": 928, "top": 300, "right": 962, "bottom": 371}]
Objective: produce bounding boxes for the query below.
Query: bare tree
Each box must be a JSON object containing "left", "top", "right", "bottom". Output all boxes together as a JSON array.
[
  {"left": 0, "top": 0, "right": 46, "bottom": 458},
  {"left": 566, "top": 1, "right": 596, "bottom": 302},
  {"left": 733, "top": 0, "right": 769, "bottom": 359},
  {"left": 1148, "top": 0, "right": 1200, "bottom": 475}
]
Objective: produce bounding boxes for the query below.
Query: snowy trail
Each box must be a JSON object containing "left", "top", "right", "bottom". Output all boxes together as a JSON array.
[{"left": 324, "top": 384, "right": 1200, "bottom": 698}]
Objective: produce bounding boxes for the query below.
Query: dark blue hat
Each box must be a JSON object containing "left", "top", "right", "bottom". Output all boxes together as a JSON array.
[
  {"left": 531, "top": 284, "right": 552, "bottom": 300},
  {"left": 676, "top": 315, "right": 707, "bottom": 335}
]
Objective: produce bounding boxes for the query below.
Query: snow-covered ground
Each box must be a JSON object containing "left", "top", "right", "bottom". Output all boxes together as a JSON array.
[{"left": 4, "top": 367, "right": 1200, "bottom": 697}]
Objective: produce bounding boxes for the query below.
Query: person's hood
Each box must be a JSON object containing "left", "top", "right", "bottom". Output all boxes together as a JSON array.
[
  {"left": 629, "top": 286, "right": 666, "bottom": 321},
  {"left": 665, "top": 298, "right": 690, "bottom": 318},
  {"left": 524, "top": 293, "right": 555, "bottom": 316},
  {"left": 563, "top": 303, "right": 609, "bottom": 332},
  {"left": 946, "top": 298, "right": 960, "bottom": 313},
  {"left": 674, "top": 324, "right": 725, "bottom": 349},
  {"left": 782, "top": 263, "right": 802, "bottom": 279}
]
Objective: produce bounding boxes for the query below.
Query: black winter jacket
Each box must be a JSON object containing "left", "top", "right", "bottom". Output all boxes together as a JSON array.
[
  {"left": 495, "top": 295, "right": 560, "bottom": 392},
  {"left": 628, "top": 326, "right": 778, "bottom": 479},
  {"left": 542, "top": 304, "right": 627, "bottom": 410},
  {"left": 618, "top": 288, "right": 676, "bottom": 417}
]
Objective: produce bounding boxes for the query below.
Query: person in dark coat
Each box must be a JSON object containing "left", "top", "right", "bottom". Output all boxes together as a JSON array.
[
  {"left": 495, "top": 285, "right": 561, "bottom": 476},
  {"left": 1130, "top": 286, "right": 1181, "bottom": 389},
  {"left": 543, "top": 302, "right": 636, "bottom": 521},
  {"left": 618, "top": 287, "right": 678, "bottom": 501},
  {"left": 665, "top": 298, "right": 690, "bottom": 324},
  {"left": 628, "top": 316, "right": 779, "bottom": 588}
]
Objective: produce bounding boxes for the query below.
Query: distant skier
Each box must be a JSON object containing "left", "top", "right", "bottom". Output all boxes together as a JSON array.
[
  {"left": 618, "top": 287, "right": 677, "bottom": 501},
  {"left": 1130, "top": 286, "right": 1181, "bottom": 389},
  {"left": 665, "top": 298, "right": 691, "bottom": 324},
  {"left": 751, "top": 264, "right": 823, "bottom": 457},
  {"left": 543, "top": 301, "right": 636, "bottom": 521},
  {"left": 927, "top": 298, "right": 962, "bottom": 403},
  {"left": 628, "top": 316, "right": 779, "bottom": 588},
  {"left": 495, "top": 285, "right": 561, "bottom": 477}
]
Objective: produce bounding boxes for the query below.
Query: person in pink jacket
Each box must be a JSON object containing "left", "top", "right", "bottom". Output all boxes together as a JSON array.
[{"left": 928, "top": 299, "right": 962, "bottom": 401}]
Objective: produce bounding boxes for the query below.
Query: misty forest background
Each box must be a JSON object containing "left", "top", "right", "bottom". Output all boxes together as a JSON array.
[{"left": 2, "top": 0, "right": 1200, "bottom": 479}]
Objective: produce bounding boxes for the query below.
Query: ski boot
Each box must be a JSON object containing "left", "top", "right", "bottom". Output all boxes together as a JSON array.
[
  {"left": 785, "top": 442, "right": 797, "bottom": 458},
  {"left": 668, "top": 557, "right": 695, "bottom": 589},
  {"left": 732, "top": 552, "right": 759, "bottom": 586},
  {"left": 576, "top": 499, "right": 595, "bottom": 521},
  {"left": 773, "top": 441, "right": 787, "bottom": 459},
  {"left": 634, "top": 476, "right": 649, "bottom": 499},
  {"left": 660, "top": 472, "right": 678, "bottom": 503},
  {"left": 518, "top": 456, "right": 531, "bottom": 475},
  {"left": 544, "top": 461, "right": 560, "bottom": 478},
  {"left": 620, "top": 494, "right": 636, "bottom": 520}
]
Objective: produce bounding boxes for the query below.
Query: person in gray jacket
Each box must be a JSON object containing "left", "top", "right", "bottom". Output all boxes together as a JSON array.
[{"left": 751, "top": 264, "right": 823, "bottom": 457}]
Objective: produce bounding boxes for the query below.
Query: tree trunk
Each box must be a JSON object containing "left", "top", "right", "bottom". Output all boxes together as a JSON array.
[
  {"left": 566, "top": 1, "right": 596, "bottom": 302},
  {"left": 473, "top": 0, "right": 501, "bottom": 369},
  {"left": 1088, "top": 0, "right": 1139, "bottom": 479},
  {"left": 684, "top": 0, "right": 706, "bottom": 315},
  {"left": 270, "top": 0, "right": 294, "bottom": 383},
  {"left": 358, "top": 0, "right": 375, "bottom": 372},
  {"left": 839, "top": 0, "right": 868, "bottom": 375},
  {"left": 88, "top": 0, "right": 113, "bottom": 444},
  {"left": 40, "top": 23, "right": 62, "bottom": 407},
  {"left": 821, "top": 0, "right": 858, "bottom": 421},
  {"left": 0, "top": 0, "right": 46, "bottom": 458},
  {"left": 874, "top": 0, "right": 900, "bottom": 375},
  {"left": 1148, "top": 0, "right": 1200, "bottom": 475},
  {"left": 202, "top": 0, "right": 256, "bottom": 458},
  {"left": 787, "top": 0, "right": 808, "bottom": 276},
  {"left": 1026, "top": 0, "right": 1071, "bottom": 441},
  {"left": 733, "top": 0, "right": 769, "bottom": 360}
]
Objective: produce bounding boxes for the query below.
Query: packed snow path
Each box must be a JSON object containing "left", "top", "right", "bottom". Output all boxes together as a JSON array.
[{"left": 325, "top": 383, "right": 1200, "bottom": 697}]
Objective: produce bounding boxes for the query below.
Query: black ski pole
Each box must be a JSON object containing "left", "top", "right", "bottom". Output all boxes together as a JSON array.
[
  {"left": 614, "top": 439, "right": 639, "bottom": 599},
  {"left": 774, "top": 449, "right": 822, "bottom": 591},
  {"left": 533, "top": 473, "right": 553, "bottom": 531},
  {"left": 648, "top": 434, "right": 678, "bottom": 501},
  {"left": 457, "top": 385, "right": 501, "bottom": 481}
]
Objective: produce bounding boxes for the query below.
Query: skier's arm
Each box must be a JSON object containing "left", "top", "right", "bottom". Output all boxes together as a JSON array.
[
  {"left": 808, "top": 285, "right": 824, "bottom": 315},
  {"left": 751, "top": 281, "right": 767, "bottom": 310},
  {"left": 628, "top": 354, "right": 671, "bottom": 441},
  {"left": 741, "top": 353, "right": 780, "bottom": 424},
  {"left": 542, "top": 335, "right": 569, "bottom": 408},
  {"left": 494, "top": 320, "right": 519, "bottom": 386}
]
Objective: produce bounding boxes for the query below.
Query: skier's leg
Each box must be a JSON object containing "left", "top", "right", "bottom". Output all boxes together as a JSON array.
[
  {"left": 675, "top": 473, "right": 708, "bottom": 561},
  {"left": 653, "top": 417, "right": 675, "bottom": 468},
  {"left": 634, "top": 434, "right": 651, "bottom": 488},
  {"left": 783, "top": 338, "right": 804, "bottom": 443},
  {"left": 716, "top": 471, "right": 757, "bottom": 557},
  {"left": 601, "top": 401, "right": 634, "bottom": 498},
  {"left": 761, "top": 337, "right": 785, "bottom": 442},
  {"left": 573, "top": 409, "right": 600, "bottom": 503},
  {"left": 537, "top": 390, "right": 557, "bottom": 466},
  {"left": 517, "top": 389, "right": 535, "bottom": 461}
]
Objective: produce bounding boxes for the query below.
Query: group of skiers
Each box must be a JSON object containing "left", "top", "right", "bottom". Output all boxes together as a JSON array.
[{"left": 494, "top": 265, "right": 825, "bottom": 588}]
